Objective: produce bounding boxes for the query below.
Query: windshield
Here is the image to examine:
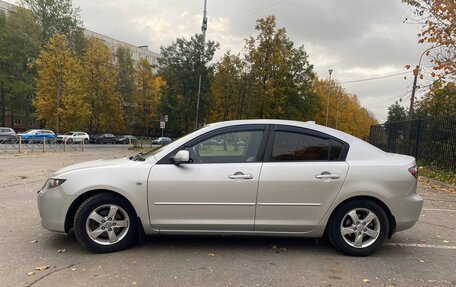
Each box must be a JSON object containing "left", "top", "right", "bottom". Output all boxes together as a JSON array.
[{"left": 64, "top": 132, "right": 74, "bottom": 135}]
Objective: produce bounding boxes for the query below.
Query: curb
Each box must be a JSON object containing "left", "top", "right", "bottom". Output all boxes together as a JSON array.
[{"left": 419, "top": 176, "right": 456, "bottom": 190}]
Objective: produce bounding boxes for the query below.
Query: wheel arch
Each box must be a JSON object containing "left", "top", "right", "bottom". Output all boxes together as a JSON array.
[
  {"left": 64, "top": 189, "right": 144, "bottom": 236},
  {"left": 326, "top": 195, "right": 396, "bottom": 239}
]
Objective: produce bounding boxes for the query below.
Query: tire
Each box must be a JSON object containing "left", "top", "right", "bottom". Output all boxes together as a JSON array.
[
  {"left": 73, "top": 193, "right": 138, "bottom": 253},
  {"left": 67, "top": 138, "right": 73, "bottom": 144},
  {"left": 84, "top": 138, "right": 89, "bottom": 144},
  {"left": 327, "top": 199, "right": 389, "bottom": 256}
]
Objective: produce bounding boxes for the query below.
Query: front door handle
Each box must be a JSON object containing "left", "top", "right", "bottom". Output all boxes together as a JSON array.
[
  {"left": 315, "top": 172, "right": 340, "bottom": 180},
  {"left": 228, "top": 172, "right": 254, "bottom": 180}
]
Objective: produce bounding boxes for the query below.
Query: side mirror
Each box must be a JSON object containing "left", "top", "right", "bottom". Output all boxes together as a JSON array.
[{"left": 171, "top": 150, "right": 190, "bottom": 165}]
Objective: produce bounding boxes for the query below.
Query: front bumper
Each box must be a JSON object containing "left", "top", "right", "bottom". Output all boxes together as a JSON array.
[{"left": 37, "top": 187, "right": 75, "bottom": 233}]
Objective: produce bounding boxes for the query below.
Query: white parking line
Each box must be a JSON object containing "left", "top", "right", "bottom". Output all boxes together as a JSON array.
[
  {"left": 423, "top": 208, "right": 456, "bottom": 212},
  {"left": 385, "top": 242, "right": 456, "bottom": 250}
]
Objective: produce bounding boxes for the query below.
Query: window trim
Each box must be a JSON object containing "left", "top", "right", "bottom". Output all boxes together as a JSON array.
[
  {"left": 157, "top": 124, "right": 269, "bottom": 165},
  {"left": 263, "top": 125, "right": 349, "bottom": 162}
]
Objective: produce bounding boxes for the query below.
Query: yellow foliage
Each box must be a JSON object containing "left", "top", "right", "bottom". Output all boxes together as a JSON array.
[
  {"left": 134, "top": 59, "right": 165, "bottom": 133},
  {"left": 34, "top": 34, "right": 89, "bottom": 132},
  {"left": 313, "top": 78, "right": 377, "bottom": 140}
]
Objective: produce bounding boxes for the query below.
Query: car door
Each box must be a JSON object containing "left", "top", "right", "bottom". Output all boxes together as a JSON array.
[
  {"left": 148, "top": 125, "right": 268, "bottom": 231},
  {"left": 255, "top": 125, "right": 349, "bottom": 232}
]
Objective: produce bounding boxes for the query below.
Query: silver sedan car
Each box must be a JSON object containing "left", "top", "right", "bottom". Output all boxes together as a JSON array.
[{"left": 37, "top": 120, "right": 423, "bottom": 256}]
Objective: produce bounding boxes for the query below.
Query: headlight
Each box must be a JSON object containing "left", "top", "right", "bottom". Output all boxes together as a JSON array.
[{"left": 44, "top": 178, "right": 66, "bottom": 189}]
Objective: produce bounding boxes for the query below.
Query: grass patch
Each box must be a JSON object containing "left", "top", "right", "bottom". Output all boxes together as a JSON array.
[{"left": 418, "top": 164, "right": 456, "bottom": 186}]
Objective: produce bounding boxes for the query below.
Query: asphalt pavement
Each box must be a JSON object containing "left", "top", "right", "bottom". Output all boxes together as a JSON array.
[{"left": 0, "top": 148, "right": 455, "bottom": 287}]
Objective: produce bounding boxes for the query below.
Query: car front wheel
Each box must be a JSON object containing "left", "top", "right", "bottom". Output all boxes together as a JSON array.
[
  {"left": 74, "top": 193, "right": 138, "bottom": 253},
  {"left": 327, "top": 199, "right": 389, "bottom": 256}
]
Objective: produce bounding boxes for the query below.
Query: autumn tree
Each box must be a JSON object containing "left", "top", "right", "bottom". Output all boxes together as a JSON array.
[
  {"left": 403, "top": 0, "right": 455, "bottom": 80},
  {"left": 245, "top": 15, "right": 319, "bottom": 120},
  {"left": 134, "top": 59, "right": 165, "bottom": 136},
  {"left": 313, "top": 78, "right": 377, "bottom": 139},
  {"left": 210, "top": 52, "right": 249, "bottom": 121},
  {"left": 0, "top": 7, "right": 41, "bottom": 128},
  {"left": 82, "top": 38, "right": 124, "bottom": 134},
  {"left": 159, "top": 34, "right": 218, "bottom": 134},
  {"left": 34, "top": 34, "right": 88, "bottom": 132},
  {"left": 115, "top": 46, "right": 136, "bottom": 132}
]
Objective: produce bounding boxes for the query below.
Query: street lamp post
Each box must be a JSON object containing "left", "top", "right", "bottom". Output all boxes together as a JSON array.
[
  {"left": 325, "top": 69, "right": 333, "bottom": 127},
  {"left": 195, "top": 0, "right": 208, "bottom": 130},
  {"left": 408, "top": 45, "right": 439, "bottom": 120}
]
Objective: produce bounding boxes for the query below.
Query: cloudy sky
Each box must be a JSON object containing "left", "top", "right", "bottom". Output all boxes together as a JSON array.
[{"left": 13, "top": 0, "right": 434, "bottom": 122}]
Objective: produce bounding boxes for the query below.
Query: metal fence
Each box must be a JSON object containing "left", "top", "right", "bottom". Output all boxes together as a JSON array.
[
  {"left": 369, "top": 115, "right": 456, "bottom": 171},
  {"left": 0, "top": 138, "right": 86, "bottom": 153}
]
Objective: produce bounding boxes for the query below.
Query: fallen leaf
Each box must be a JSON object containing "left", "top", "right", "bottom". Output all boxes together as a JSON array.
[
  {"left": 70, "top": 268, "right": 77, "bottom": 271},
  {"left": 208, "top": 253, "right": 215, "bottom": 257},
  {"left": 443, "top": 240, "right": 449, "bottom": 243},
  {"left": 27, "top": 272, "right": 35, "bottom": 276},
  {"left": 363, "top": 278, "right": 370, "bottom": 283},
  {"left": 30, "top": 240, "right": 38, "bottom": 243},
  {"left": 34, "top": 265, "right": 49, "bottom": 271},
  {"left": 419, "top": 260, "right": 425, "bottom": 263},
  {"left": 57, "top": 249, "right": 66, "bottom": 253}
]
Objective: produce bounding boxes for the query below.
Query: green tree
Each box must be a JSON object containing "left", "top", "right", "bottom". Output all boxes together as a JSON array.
[
  {"left": 82, "top": 38, "right": 124, "bottom": 134},
  {"left": 34, "top": 34, "right": 88, "bottom": 132},
  {"left": 20, "top": 0, "right": 83, "bottom": 47},
  {"left": 415, "top": 82, "right": 456, "bottom": 117},
  {"left": 245, "top": 15, "right": 318, "bottom": 119},
  {"left": 115, "top": 46, "right": 135, "bottom": 132},
  {"left": 159, "top": 34, "right": 218, "bottom": 134},
  {"left": 0, "top": 7, "right": 41, "bottom": 128},
  {"left": 387, "top": 102, "right": 408, "bottom": 122}
]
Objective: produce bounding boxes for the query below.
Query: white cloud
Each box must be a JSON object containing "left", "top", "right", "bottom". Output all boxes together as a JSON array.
[{"left": 72, "top": 0, "right": 426, "bottom": 123}]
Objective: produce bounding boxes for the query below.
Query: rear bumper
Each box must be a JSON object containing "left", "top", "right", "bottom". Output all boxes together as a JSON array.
[{"left": 387, "top": 185, "right": 423, "bottom": 232}]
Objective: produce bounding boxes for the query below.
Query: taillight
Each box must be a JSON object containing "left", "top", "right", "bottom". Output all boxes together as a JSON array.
[{"left": 408, "top": 166, "right": 418, "bottom": 179}]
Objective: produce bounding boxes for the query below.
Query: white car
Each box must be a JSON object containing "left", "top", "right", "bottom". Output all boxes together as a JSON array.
[
  {"left": 37, "top": 120, "right": 423, "bottom": 256},
  {"left": 57, "top": 131, "right": 90, "bottom": 144}
]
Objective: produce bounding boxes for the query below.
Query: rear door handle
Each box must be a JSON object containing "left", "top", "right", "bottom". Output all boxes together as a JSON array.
[
  {"left": 315, "top": 173, "right": 340, "bottom": 180},
  {"left": 228, "top": 172, "right": 254, "bottom": 180}
]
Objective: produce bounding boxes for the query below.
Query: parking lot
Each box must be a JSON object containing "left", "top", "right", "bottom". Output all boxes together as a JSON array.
[{"left": 0, "top": 147, "right": 455, "bottom": 287}]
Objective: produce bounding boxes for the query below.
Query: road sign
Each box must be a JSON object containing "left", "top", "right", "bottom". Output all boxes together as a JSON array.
[{"left": 160, "top": 121, "right": 165, "bottom": 129}]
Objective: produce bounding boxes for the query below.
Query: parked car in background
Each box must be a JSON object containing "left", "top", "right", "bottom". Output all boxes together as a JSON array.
[
  {"left": 19, "top": 129, "right": 56, "bottom": 143},
  {"left": 37, "top": 120, "right": 422, "bottom": 255},
  {"left": 0, "top": 127, "right": 17, "bottom": 143},
  {"left": 115, "top": 135, "right": 138, "bottom": 144},
  {"left": 152, "top": 137, "right": 172, "bottom": 145},
  {"left": 92, "top": 133, "right": 116, "bottom": 144},
  {"left": 57, "top": 132, "right": 90, "bottom": 144}
]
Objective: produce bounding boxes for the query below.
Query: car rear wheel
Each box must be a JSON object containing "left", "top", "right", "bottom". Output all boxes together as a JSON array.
[
  {"left": 84, "top": 138, "right": 89, "bottom": 144},
  {"left": 327, "top": 199, "right": 389, "bottom": 256},
  {"left": 74, "top": 193, "right": 138, "bottom": 253}
]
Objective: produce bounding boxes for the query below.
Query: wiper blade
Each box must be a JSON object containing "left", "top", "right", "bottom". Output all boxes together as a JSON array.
[{"left": 129, "top": 152, "right": 145, "bottom": 161}]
